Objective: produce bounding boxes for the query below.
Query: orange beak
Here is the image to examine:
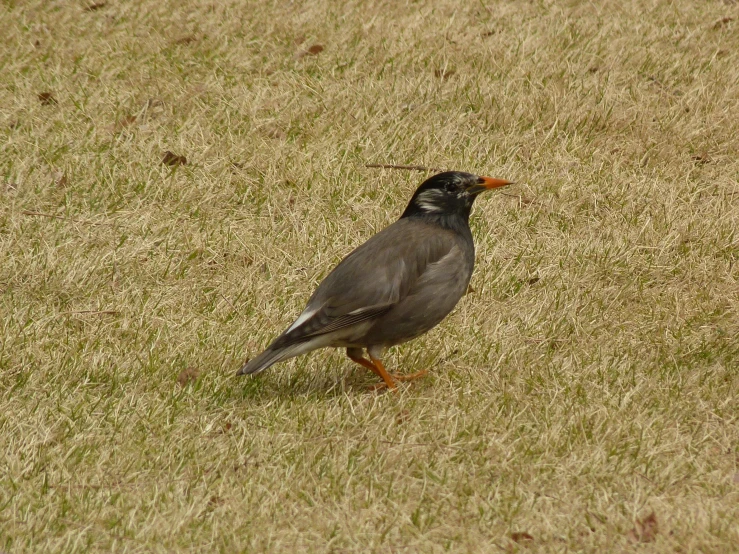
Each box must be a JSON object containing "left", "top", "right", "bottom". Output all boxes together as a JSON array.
[
  {"left": 468, "top": 176, "right": 514, "bottom": 194},
  {"left": 479, "top": 176, "right": 514, "bottom": 189}
]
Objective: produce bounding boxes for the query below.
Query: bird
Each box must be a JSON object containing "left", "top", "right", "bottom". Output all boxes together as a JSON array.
[{"left": 237, "top": 171, "right": 513, "bottom": 390}]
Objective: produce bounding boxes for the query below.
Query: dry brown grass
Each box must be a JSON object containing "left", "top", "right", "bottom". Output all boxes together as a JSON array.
[{"left": 1, "top": 0, "right": 738, "bottom": 551}]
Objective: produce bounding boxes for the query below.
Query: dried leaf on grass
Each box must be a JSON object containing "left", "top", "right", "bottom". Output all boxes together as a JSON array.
[
  {"left": 207, "top": 495, "right": 224, "bottom": 510},
  {"left": 510, "top": 532, "right": 534, "bottom": 543},
  {"left": 692, "top": 151, "right": 711, "bottom": 165},
  {"left": 53, "top": 170, "right": 68, "bottom": 188},
  {"left": 38, "top": 92, "right": 57, "bottom": 105},
  {"left": 174, "top": 35, "right": 198, "bottom": 45},
  {"left": 628, "top": 512, "right": 659, "bottom": 543},
  {"left": 163, "top": 151, "right": 187, "bottom": 166},
  {"left": 296, "top": 44, "right": 324, "bottom": 58},
  {"left": 84, "top": 2, "right": 106, "bottom": 11},
  {"left": 177, "top": 367, "right": 200, "bottom": 387},
  {"left": 713, "top": 16, "right": 734, "bottom": 29},
  {"left": 112, "top": 114, "right": 137, "bottom": 133},
  {"left": 507, "top": 532, "right": 534, "bottom": 551}
]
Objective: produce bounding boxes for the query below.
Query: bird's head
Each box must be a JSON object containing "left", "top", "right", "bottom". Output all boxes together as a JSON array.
[{"left": 401, "top": 171, "right": 513, "bottom": 221}]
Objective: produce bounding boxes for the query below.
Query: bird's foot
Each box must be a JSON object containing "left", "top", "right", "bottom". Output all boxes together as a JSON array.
[
  {"left": 367, "top": 370, "right": 428, "bottom": 391},
  {"left": 392, "top": 369, "right": 428, "bottom": 382}
]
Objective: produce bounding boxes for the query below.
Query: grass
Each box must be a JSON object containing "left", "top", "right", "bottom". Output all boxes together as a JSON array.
[{"left": 1, "top": 0, "right": 738, "bottom": 551}]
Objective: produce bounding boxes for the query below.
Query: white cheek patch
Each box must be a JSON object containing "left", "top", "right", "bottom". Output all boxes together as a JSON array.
[
  {"left": 416, "top": 190, "right": 444, "bottom": 213},
  {"left": 417, "top": 201, "right": 443, "bottom": 213}
]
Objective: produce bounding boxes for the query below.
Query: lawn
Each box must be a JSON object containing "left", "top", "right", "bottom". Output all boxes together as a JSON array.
[{"left": 1, "top": 0, "right": 738, "bottom": 551}]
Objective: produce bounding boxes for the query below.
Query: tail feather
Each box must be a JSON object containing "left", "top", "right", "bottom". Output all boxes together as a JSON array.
[{"left": 236, "top": 342, "right": 301, "bottom": 376}]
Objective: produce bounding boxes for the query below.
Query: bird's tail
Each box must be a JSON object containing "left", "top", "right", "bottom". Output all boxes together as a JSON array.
[{"left": 236, "top": 341, "right": 301, "bottom": 376}]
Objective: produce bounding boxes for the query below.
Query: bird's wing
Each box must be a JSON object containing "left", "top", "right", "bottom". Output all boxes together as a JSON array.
[{"left": 273, "top": 218, "right": 458, "bottom": 346}]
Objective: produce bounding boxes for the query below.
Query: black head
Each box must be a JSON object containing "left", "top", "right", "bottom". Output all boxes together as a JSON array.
[{"left": 400, "top": 171, "right": 512, "bottom": 221}]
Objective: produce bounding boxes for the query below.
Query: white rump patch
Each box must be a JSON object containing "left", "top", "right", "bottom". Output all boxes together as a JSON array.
[{"left": 287, "top": 307, "right": 318, "bottom": 332}]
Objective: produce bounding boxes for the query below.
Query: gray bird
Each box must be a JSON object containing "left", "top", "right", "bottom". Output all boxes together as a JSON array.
[{"left": 237, "top": 171, "right": 513, "bottom": 389}]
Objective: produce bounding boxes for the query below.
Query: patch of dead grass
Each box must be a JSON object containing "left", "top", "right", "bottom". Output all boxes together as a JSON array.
[{"left": 1, "top": 0, "right": 738, "bottom": 551}]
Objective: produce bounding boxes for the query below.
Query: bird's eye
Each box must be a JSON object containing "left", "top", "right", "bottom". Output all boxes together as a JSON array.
[{"left": 444, "top": 182, "right": 456, "bottom": 193}]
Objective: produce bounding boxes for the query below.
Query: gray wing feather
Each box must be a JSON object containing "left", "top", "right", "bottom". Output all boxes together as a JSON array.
[{"left": 274, "top": 219, "right": 457, "bottom": 347}]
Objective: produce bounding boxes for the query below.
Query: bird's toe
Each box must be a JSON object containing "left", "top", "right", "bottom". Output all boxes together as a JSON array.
[{"left": 391, "top": 369, "right": 429, "bottom": 382}]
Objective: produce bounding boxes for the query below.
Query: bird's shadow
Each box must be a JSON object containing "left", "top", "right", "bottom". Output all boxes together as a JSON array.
[
  {"left": 216, "top": 366, "right": 401, "bottom": 404},
  {"left": 201, "top": 348, "right": 440, "bottom": 405}
]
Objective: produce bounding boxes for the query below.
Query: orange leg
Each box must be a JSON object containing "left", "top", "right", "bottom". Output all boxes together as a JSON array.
[
  {"left": 368, "top": 355, "right": 400, "bottom": 391},
  {"left": 347, "top": 351, "right": 398, "bottom": 390}
]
